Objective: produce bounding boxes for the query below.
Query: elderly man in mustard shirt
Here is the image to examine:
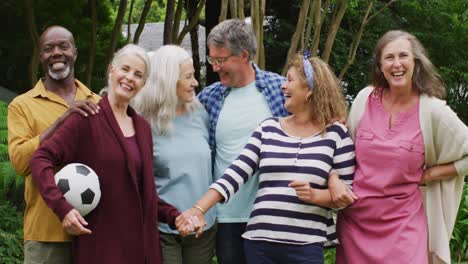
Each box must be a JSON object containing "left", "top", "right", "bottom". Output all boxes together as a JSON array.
[{"left": 8, "top": 26, "right": 100, "bottom": 264}]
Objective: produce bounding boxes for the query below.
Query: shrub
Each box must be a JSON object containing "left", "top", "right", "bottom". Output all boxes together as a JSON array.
[
  {"left": 450, "top": 183, "right": 468, "bottom": 263},
  {"left": 0, "top": 201, "right": 23, "bottom": 264}
]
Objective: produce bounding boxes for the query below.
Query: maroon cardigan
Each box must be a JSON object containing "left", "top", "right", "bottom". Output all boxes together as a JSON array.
[{"left": 30, "top": 96, "right": 180, "bottom": 264}]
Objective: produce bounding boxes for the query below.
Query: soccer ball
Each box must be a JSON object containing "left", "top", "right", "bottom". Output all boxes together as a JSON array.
[{"left": 54, "top": 163, "right": 101, "bottom": 216}]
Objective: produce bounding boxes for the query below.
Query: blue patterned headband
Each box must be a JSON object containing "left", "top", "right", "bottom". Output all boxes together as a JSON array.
[{"left": 303, "top": 50, "right": 314, "bottom": 91}]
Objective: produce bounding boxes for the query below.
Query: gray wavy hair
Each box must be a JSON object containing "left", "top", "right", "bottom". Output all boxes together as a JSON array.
[
  {"left": 371, "top": 30, "right": 446, "bottom": 99},
  {"left": 207, "top": 19, "right": 257, "bottom": 61}
]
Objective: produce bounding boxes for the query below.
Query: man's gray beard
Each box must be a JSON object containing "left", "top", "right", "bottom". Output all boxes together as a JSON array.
[{"left": 48, "top": 66, "right": 71, "bottom": 80}]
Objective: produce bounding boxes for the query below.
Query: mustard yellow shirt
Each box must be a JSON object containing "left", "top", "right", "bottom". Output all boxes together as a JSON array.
[{"left": 8, "top": 79, "right": 100, "bottom": 242}]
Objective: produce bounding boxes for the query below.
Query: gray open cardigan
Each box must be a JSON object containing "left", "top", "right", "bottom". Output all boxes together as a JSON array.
[{"left": 347, "top": 86, "right": 468, "bottom": 264}]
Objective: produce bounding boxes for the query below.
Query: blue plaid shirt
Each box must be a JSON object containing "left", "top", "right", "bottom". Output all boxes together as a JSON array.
[{"left": 198, "top": 63, "right": 289, "bottom": 150}]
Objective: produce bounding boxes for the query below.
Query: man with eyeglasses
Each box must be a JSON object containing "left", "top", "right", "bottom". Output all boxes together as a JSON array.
[{"left": 198, "top": 19, "right": 288, "bottom": 264}]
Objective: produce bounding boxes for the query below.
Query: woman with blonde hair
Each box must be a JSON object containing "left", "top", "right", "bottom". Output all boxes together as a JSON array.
[
  {"left": 183, "top": 52, "right": 356, "bottom": 264},
  {"left": 133, "top": 45, "right": 216, "bottom": 264},
  {"left": 336, "top": 30, "right": 468, "bottom": 264}
]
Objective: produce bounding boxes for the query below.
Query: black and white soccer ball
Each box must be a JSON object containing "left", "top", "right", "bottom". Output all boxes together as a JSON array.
[{"left": 54, "top": 163, "right": 101, "bottom": 216}]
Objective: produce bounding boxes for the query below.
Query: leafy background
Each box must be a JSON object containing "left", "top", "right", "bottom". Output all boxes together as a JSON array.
[{"left": 0, "top": 0, "right": 466, "bottom": 263}]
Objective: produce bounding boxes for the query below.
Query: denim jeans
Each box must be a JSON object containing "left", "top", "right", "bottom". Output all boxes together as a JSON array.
[
  {"left": 216, "top": 223, "right": 247, "bottom": 264},
  {"left": 244, "top": 239, "right": 324, "bottom": 264}
]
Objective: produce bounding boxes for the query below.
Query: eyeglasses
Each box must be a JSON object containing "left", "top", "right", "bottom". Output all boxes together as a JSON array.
[{"left": 206, "top": 55, "right": 235, "bottom": 66}]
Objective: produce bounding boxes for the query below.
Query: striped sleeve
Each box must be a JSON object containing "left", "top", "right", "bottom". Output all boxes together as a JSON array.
[
  {"left": 331, "top": 123, "right": 355, "bottom": 187},
  {"left": 210, "top": 124, "right": 263, "bottom": 203}
]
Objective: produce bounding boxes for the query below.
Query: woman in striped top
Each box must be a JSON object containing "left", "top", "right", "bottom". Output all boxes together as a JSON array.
[{"left": 186, "top": 53, "right": 356, "bottom": 264}]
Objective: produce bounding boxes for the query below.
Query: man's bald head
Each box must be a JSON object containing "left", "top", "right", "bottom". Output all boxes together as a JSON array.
[{"left": 39, "top": 26, "right": 75, "bottom": 47}]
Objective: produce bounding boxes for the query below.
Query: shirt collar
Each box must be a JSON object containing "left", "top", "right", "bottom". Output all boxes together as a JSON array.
[
  {"left": 30, "top": 78, "right": 94, "bottom": 99},
  {"left": 253, "top": 63, "right": 268, "bottom": 90}
]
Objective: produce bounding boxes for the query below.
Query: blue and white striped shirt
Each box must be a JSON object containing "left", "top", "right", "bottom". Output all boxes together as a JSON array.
[{"left": 210, "top": 118, "right": 355, "bottom": 245}]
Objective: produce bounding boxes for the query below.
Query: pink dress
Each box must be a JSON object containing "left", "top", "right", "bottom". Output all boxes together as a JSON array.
[{"left": 336, "top": 89, "right": 428, "bottom": 263}]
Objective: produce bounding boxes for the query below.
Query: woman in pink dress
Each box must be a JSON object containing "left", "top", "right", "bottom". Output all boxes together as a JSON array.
[{"left": 333, "top": 30, "right": 468, "bottom": 263}]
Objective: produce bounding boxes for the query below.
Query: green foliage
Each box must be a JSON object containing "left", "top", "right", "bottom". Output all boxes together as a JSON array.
[
  {"left": 451, "top": 183, "right": 468, "bottom": 263},
  {"left": 0, "top": 101, "right": 23, "bottom": 263},
  {"left": 114, "top": 0, "right": 167, "bottom": 24},
  {"left": 0, "top": 101, "right": 24, "bottom": 208},
  {"left": 324, "top": 248, "right": 336, "bottom": 264},
  {"left": 0, "top": 161, "right": 24, "bottom": 207},
  {"left": 0, "top": 201, "right": 23, "bottom": 264},
  {"left": 396, "top": 0, "right": 468, "bottom": 124},
  {"left": 0, "top": 0, "right": 116, "bottom": 93},
  {"left": 0, "top": 102, "right": 7, "bottom": 159}
]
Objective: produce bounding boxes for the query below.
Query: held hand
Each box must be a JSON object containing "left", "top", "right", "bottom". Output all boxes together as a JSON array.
[
  {"left": 176, "top": 208, "right": 207, "bottom": 238},
  {"left": 328, "top": 172, "right": 357, "bottom": 208},
  {"left": 288, "top": 180, "right": 315, "bottom": 203},
  {"left": 62, "top": 209, "right": 92, "bottom": 236},
  {"left": 175, "top": 211, "right": 194, "bottom": 236},
  {"left": 190, "top": 214, "right": 207, "bottom": 238}
]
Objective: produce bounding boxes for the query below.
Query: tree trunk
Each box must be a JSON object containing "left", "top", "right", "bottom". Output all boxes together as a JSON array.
[
  {"left": 311, "top": 0, "right": 329, "bottom": 56},
  {"left": 251, "top": 0, "right": 259, "bottom": 63},
  {"left": 164, "top": 0, "right": 176, "bottom": 44},
  {"left": 176, "top": 0, "right": 206, "bottom": 45},
  {"left": 321, "top": 0, "right": 347, "bottom": 63},
  {"left": 219, "top": 0, "right": 228, "bottom": 22},
  {"left": 205, "top": 0, "right": 221, "bottom": 86},
  {"left": 86, "top": 0, "right": 97, "bottom": 88},
  {"left": 106, "top": 0, "right": 127, "bottom": 65},
  {"left": 238, "top": 0, "right": 245, "bottom": 19},
  {"left": 258, "top": 0, "right": 266, "bottom": 68},
  {"left": 126, "top": 0, "right": 135, "bottom": 43},
  {"left": 133, "top": 0, "right": 153, "bottom": 44},
  {"left": 251, "top": 0, "right": 266, "bottom": 68},
  {"left": 171, "top": 0, "right": 184, "bottom": 43},
  {"left": 188, "top": 0, "right": 202, "bottom": 91},
  {"left": 282, "top": 0, "right": 311, "bottom": 75},
  {"left": 304, "top": 0, "right": 318, "bottom": 50},
  {"left": 229, "top": 0, "right": 238, "bottom": 18},
  {"left": 24, "top": 0, "right": 39, "bottom": 89}
]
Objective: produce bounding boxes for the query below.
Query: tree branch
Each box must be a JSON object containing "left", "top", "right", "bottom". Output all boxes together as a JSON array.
[
  {"left": 133, "top": 0, "right": 153, "bottom": 44},
  {"left": 367, "top": 0, "right": 398, "bottom": 23},
  {"left": 282, "top": 0, "right": 311, "bottom": 75},
  {"left": 321, "top": 0, "right": 347, "bottom": 63},
  {"left": 176, "top": 0, "right": 206, "bottom": 44}
]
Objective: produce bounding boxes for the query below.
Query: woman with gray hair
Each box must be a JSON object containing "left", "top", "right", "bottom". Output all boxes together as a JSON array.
[
  {"left": 30, "top": 44, "right": 191, "bottom": 264},
  {"left": 133, "top": 45, "right": 216, "bottom": 264},
  {"left": 335, "top": 30, "right": 468, "bottom": 263}
]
